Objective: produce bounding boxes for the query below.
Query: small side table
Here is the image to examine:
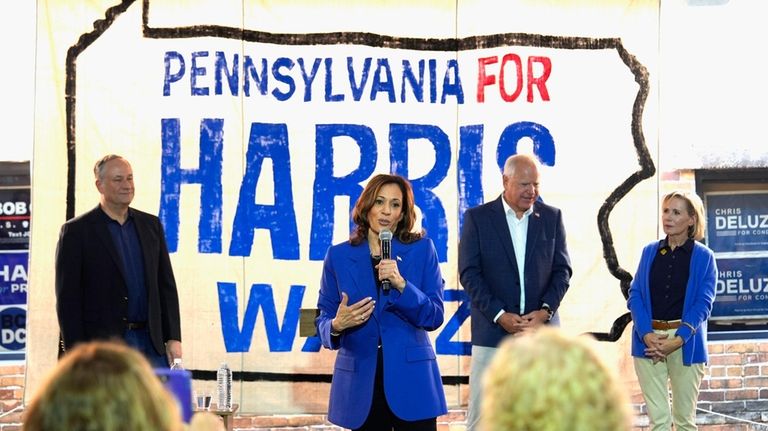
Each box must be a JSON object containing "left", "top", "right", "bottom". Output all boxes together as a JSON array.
[{"left": 195, "top": 403, "right": 239, "bottom": 431}]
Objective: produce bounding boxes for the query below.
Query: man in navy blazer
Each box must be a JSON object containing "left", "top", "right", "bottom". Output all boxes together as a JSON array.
[
  {"left": 459, "top": 154, "right": 572, "bottom": 430},
  {"left": 55, "top": 155, "right": 181, "bottom": 368}
]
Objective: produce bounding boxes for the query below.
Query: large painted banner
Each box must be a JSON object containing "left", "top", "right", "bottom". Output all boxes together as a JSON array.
[{"left": 29, "top": 0, "right": 661, "bottom": 413}]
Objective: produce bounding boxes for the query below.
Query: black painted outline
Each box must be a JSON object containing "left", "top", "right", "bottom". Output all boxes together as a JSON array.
[
  {"left": 63, "top": 0, "right": 655, "bottom": 383},
  {"left": 189, "top": 369, "right": 467, "bottom": 386}
]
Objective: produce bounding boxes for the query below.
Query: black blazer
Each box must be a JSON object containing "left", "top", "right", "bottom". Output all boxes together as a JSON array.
[
  {"left": 459, "top": 197, "right": 572, "bottom": 347},
  {"left": 55, "top": 205, "right": 181, "bottom": 354}
]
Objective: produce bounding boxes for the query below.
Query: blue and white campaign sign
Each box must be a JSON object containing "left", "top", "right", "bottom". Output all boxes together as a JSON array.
[
  {"left": 712, "top": 257, "right": 768, "bottom": 321},
  {"left": 0, "top": 249, "right": 28, "bottom": 362},
  {"left": 0, "top": 305, "right": 26, "bottom": 361},
  {"left": 28, "top": 0, "right": 661, "bottom": 413},
  {"left": 0, "top": 251, "right": 28, "bottom": 306},
  {"left": 706, "top": 191, "right": 768, "bottom": 256},
  {"left": 0, "top": 188, "right": 30, "bottom": 251},
  {"left": 706, "top": 191, "right": 768, "bottom": 322}
]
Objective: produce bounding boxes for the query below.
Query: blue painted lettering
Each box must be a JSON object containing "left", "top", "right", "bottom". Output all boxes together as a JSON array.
[
  {"left": 298, "top": 58, "right": 322, "bottom": 102},
  {"left": 243, "top": 57, "right": 268, "bottom": 97},
  {"left": 217, "top": 282, "right": 305, "bottom": 352},
  {"left": 230, "top": 123, "right": 299, "bottom": 258},
  {"left": 159, "top": 118, "right": 224, "bottom": 253},
  {"left": 371, "top": 59, "right": 396, "bottom": 102},
  {"left": 435, "top": 289, "right": 471, "bottom": 355},
  {"left": 390, "top": 123, "right": 450, "bottom": 262},
  {"left": 457, "top": 125, "right": 485, "bottom": 233},
  {"left": 323, "top": 58, "right": 344, "bottom": 102},
  {"left": 309, "top": 124, "right": 377, "bottom": 260},
  {"left": 271, "top": 57, "right": 296, "bottom": 101},
  {"left": 190, "top": 51, "right": 210, "bottom": 96},
  {"left": 348, "top": 57, "right": 372, "bottom": 101},
  {"left": 163, "top": 51, "right": 185, "bottom": 96},
  {"left": 496, "top": 121, "right": 555, "bottom": 169},
  {"left": 215, "top": 51, "right": 239, "bottom": 96}
]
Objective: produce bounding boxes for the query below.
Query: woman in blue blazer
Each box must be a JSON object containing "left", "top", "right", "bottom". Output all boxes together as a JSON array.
[
  {"left": 628, "top": 191, "right": 717, "bottom": 431},
  {"left": 316, "top": 174, "right": 447, "bottom": 431}
]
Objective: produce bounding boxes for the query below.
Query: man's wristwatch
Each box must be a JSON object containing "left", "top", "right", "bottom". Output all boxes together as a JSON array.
[{"left": 541, "top": 304, "right": 554, "bottom": 322}]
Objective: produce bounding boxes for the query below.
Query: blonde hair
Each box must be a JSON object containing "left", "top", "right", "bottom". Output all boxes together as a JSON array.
[
  {"left": 23, "top": 341, "right": 183, "bottom": 431},
  {"left": 662, "top": 190, "right": 707, "bottom": 241},
  {"left": 481, "top": 328, "right": 631, "bottom": 431}
]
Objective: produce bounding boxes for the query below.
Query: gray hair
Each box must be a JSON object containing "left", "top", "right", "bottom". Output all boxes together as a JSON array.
[
  {"left": 93, "top": 155, "right": 125, "bottom": 180},
  {"left": 503, "top": 154, "right": 540, "bottom": 176}
]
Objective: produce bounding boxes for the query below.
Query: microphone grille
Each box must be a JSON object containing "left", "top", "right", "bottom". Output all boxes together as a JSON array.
[{"left": 379, "top": 228, "right": 393, "bottom": 240}]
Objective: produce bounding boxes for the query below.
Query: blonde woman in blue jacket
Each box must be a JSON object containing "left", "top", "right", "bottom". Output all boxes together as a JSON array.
[
  {"left": 316, "top": 174, "right": 447, "bottom": 431},
  {"left": 628, "top": 190, "right": 717, "bottom": 431}
]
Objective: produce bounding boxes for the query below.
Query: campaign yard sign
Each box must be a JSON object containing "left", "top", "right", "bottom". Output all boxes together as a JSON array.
[
  {"left": 706, "top": 191, "right": 768, "bottom": 322},
  {"left": 707, "top": 191, "right": 768, "bottom": 256}
]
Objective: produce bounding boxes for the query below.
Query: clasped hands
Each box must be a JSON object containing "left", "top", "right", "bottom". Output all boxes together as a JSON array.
[
  {"left": 643, "top": 332, "right": 683, "bottom": 363},
  {"left": 497, "top": 310, "right": 549, "bottom": 335},
  {"left": 331, "top": 293, "right": 376, "bottom": 333}
]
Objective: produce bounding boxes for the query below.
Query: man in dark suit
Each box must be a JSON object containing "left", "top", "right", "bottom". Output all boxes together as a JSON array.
[
  {"left": 459, "top": 154, "right": 572, "bottom": 430},
  {"left": 55, "top": 154, "right": 181, "bottom": 368}
]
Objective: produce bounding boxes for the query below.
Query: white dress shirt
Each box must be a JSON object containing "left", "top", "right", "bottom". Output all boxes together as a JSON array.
[{"left": 493, "top": 197, "right": 533, "bottom": 322}]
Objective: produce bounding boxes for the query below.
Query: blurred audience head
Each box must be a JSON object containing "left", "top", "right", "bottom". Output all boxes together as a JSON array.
[
  {"left": 190, "top": 411, "right": 226, "bottom": 431},
  {"left": 23, "top": 340, "right": 183, "bottom": 431},
  {"left": 481, "top": 327, "right": 632, "bottom": 431}
]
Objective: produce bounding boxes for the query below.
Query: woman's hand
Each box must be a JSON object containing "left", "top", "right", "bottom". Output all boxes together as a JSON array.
[
  {"left": 657, "top": 335, "right": 684, "bottom": 356},
  {"left": 376, "top": 258, "right": 406, "bottom": 291},
  {"left": 643, "top": 332, "right": 667, "bottom": 363},
  {"left": 643, "top": 332, "right": 683, "bottom": 363},
  {"left": 331, "top": 293, "right": 375, "bottom": 332}
]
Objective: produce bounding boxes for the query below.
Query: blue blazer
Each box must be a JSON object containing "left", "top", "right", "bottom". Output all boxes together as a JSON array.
[
  {"left": 628, "top": 240, "right": 717, "bottom": 365},
  {"left": 316, "top": 236, "right": 447, "bottom": 429},
  {"left": 459, "top": 197, "right": 572, "bottom": 347}
]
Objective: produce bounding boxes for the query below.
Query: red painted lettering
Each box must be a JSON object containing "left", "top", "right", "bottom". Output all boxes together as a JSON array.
[
  {"left": 476, "top": 56, "right": 498, "bottom": 103},
  {"left": 476, "top": 54, "right": 552, "bottom": 103},
  {"left": 527, "top": 56, "right": 551, "bottom": 102}
]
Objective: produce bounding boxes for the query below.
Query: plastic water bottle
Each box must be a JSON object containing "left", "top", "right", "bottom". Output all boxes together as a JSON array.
[
  {"left": 170, "top": 358, "right": 183, "bottom": 370},
  {"left": 216, "top": 362, "right": 232, "bottom": 410}
]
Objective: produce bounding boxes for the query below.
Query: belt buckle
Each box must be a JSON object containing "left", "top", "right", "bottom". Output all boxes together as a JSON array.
[{"left": 653, "top": 319, "right": 678, "bottom": 330}]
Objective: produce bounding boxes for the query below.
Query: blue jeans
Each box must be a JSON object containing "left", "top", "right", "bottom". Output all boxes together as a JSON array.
[{"left": 124, "top": 328, "right": 168, "bottom": 368}]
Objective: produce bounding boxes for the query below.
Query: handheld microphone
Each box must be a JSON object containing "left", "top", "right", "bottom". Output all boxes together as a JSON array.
[{"left": 379, "top": 228, "right": 393, "bottom": 292}]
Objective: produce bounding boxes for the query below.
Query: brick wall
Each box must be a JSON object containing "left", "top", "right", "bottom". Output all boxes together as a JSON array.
[
  {"left": 0, "top": 365, "right": 24, "bottom": 431},
  {"left": 3, "top": 342, "right": 768, "bottom": 431}
]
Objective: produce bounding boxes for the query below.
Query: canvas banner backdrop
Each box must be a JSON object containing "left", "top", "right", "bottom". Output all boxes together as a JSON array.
[{"left": 28, "top": 0, "right": 660, "bottom": 413}]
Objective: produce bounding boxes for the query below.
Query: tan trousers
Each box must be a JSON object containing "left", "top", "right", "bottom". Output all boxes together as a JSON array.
[{"left": 633, "top": 328, "right": 705, "bottom": 431}]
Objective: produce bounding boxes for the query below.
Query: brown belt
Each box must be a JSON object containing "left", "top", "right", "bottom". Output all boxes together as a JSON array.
[
  {"left": 126, "top": 321, "right": 147, "bottom": 330},
  {"left": 652, "top": 320, "right": 681, "bottom": 330}
]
